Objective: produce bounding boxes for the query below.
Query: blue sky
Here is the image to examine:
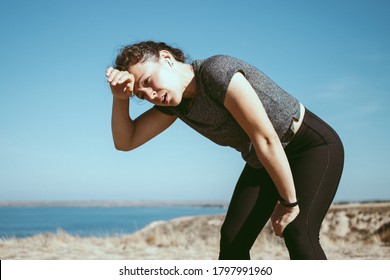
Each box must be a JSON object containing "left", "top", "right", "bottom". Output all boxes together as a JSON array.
[{"left": 0, "top": 0, "right": 389, "bottom": 202}]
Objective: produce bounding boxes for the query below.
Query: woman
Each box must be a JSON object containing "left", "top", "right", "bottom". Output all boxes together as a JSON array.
[{"left": 105, "top": 41, "right": 344, "bottom": 260}]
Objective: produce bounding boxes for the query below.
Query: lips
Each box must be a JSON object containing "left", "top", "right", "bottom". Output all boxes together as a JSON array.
[{"left": 161, "top": 93, "right": 167, "bottom": 104}]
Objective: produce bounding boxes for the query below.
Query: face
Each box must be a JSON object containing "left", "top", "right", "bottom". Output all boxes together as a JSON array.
[{"left": 128, "top": 55, "right": 184, "bottom": 106}]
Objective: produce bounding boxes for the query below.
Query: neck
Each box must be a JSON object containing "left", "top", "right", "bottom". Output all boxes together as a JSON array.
[{"left": 180, "top": 63, "right": 196, "bottom": 98}]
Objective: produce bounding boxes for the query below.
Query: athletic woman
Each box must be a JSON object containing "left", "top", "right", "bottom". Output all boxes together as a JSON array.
[{"left": 105, "top": 41, "right": 344, "bottom": 259}]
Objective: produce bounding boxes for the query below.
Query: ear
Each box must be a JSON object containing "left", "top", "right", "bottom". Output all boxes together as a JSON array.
[
  {"left": 159, "top": 50, "right": 172, "bottom": 58},
  {"left": 159, "top": 50, "right": 174, "bottom": 67},
  {"left": 159, "top": 50, "right": 173, "bottom": 60}
]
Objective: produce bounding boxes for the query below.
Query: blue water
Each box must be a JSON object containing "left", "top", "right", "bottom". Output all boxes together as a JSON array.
[{"left": 0, "top": 206, "right": 226, "bottom": 238}]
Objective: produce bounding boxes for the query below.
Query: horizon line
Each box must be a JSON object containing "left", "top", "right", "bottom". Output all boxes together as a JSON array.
[{"left": 1, "top": 199, "right": 390, "bottom": 208}]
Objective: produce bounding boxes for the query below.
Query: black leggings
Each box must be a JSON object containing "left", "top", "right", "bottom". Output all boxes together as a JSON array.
[{"left": 219, "top": 109, "right": 344, "bottom": 260}]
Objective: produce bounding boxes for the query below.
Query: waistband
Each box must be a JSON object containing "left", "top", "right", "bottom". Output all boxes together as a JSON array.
[
  {"left": 293, "top": 103, "right": 306, "bottom": 133},
  {"left": 281, "top": 103, "right": 305, "bottom": 145}
]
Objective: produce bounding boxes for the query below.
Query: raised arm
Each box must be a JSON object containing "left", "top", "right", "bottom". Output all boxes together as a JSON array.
[
  {"left": 224, "top": 72, "right": 299, "bottom": 237},
  {"left": 106, "top": 67, "right": 177, "bottom": 151}
]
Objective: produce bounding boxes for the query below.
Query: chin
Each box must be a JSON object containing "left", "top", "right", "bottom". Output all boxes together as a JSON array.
[{"left": 169, "top": 96, "right": 182, "bottom": 107}]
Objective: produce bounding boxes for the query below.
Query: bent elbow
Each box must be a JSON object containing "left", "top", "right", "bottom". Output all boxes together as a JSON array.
[
  {"left": 115, "top": 146, "right": 132, "bottom": 152},
  {"left": 252, "top": 133, "right": 281, "bottom": 155},
  {"left": 113, "top": 142, "right": 133, "bottom": 152},
  {"left": 263, "top": 134, "right": 280, "bottom": 146},
  {"left": 253, "top": 133, "right": 280, "bottom": 147}
]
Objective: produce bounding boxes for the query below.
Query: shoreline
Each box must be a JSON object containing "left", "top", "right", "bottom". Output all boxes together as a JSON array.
[
  {"left": 1, "top": 200, "right": 389, "bottom": 208},
  {"left": 1, "top": 202, "right": 389, "bottom": 259},
  {"left": 0, "top": 200, "right": 229, "bottom": 208}
]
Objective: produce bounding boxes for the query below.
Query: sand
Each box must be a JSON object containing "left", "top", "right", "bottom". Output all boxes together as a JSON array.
[{"left": 1, "top": 202, "right": 389, "bottom": 260}]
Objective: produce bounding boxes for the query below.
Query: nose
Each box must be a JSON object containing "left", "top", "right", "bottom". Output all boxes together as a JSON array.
[{"left": 141, "top": 88, "right": 157, "bottom": 101}]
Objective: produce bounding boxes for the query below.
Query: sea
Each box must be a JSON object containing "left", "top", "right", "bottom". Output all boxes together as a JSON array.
[{"left": 0, "top": 204, "right": 227, "bottom": 239}]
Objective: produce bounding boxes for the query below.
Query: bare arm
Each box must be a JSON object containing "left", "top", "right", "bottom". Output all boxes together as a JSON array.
[
  {"left": 224, "top": 72, "right": 299, "bottom": 237},
  {"left": 107, "top": 67, "right": 176, "bottom": 151},
  {"left": 111, "top": 99, "right": 176, "bottom": 151}
]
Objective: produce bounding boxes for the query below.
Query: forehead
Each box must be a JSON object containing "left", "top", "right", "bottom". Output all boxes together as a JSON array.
[{"left": 128, "top": 59, "right": 159, "bottom": 81}]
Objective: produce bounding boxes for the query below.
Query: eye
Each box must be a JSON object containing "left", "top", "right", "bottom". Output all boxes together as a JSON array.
[
  {"left": 144, "top": 77, "right": 151, "bottom": 86},
  {"left": 134, "top": 92, "right": 145, "bottom": 100}
]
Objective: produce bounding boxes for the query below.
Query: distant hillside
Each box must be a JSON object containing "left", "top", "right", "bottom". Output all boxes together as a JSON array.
[{"left": 1, "top": 202, "right": 389, "bottom": 259}]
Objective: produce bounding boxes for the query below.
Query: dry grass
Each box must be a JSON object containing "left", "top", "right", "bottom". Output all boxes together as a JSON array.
[{"left": 1, "top": 203, "right": 389, "bottom": 260}]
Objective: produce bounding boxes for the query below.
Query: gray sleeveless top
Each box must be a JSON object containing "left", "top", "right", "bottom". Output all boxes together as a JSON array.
[{"left": 155, "top": 55, "right": 301, "bottom": 168}]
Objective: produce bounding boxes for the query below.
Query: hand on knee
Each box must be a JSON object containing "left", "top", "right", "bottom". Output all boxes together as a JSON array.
[{"left": 271, "top": 202, "right": 300, "bottom": 237}]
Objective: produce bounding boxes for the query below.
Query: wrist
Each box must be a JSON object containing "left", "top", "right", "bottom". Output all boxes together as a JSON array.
[
  {"left": 112, "top": 96, "right": 130, "bottom": 116},
  {"left": 112, "top": 96, "right": 130, "bottom": 109},
  {"left": 279, "top": 196, "right": 299, "bottom": 208},
  {"left": 113, "top": 95, "right": 130, "bottom": 102}
]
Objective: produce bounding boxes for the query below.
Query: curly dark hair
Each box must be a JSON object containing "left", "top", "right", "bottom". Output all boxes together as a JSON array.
[{"left": 114, "top": 41, "right": 188, "bottom": 71}]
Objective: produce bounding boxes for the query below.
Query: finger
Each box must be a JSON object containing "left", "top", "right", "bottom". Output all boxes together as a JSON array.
[
  {"left": 106, "top": 68, "right": 118, "bottom": 80},
  {"left": 111, "top": 71, "right": 125, "bottom": 86},
  {"left": 113, "top": 71, "right": 132, "bottom": 86},
  {"left": 118, "top": 72, "right": 133, "bottom": 84},
  {"left": 275, "top": 224, "right": 282, "bottom": 237},
  {"left": 125, "top": 82, "right": 134, "bottom": 93},
  {"left": 105, "top": 67, "right": 114, "bottom": 77},
  {"left": 271, "top": 220, "right": 280, "bottom": 237},
  {"left": 279, "top": 224, "right": 285, "bottom": 238},
  {"left": 107, "top": 69, "right": 120, "bottom": 83}
]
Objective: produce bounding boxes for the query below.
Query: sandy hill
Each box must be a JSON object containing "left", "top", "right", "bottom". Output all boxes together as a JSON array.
[{"left": 1, "top": 203, "right": 389, "bottom": 259}]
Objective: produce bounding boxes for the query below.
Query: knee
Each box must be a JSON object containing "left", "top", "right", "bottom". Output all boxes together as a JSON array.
[
  {"left": 284, "top": 226, "right": 311, "bottom": 249},
  {"left": 284, "top": 221, "right": 314, "bottom": 244},
  {"left": 283, "top": 222, "right": 324, "bottom": 260}
]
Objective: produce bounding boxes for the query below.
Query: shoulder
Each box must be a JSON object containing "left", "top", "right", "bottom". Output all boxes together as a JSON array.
[
  {"left": 198, "top": 55, "right": 246, "bottom": 73},
  {"left": 195, "top": 55, "right": 249, "bottom": 96}
]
